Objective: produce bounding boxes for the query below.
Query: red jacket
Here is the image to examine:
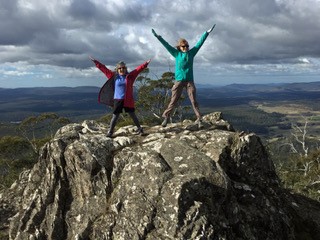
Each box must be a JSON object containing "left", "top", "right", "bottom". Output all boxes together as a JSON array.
[{"left": 93, "top": 60, "right": 149, "bottom": 108}]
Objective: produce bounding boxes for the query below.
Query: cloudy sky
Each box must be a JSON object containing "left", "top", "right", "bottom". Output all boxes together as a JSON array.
[{"left": 1, "top": 0, "right": 320, "bottom": 88}]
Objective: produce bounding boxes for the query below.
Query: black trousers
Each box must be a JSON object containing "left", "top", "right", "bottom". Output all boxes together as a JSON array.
[{"left": 108, "top": 100, "right": 141, "bottom": 133}]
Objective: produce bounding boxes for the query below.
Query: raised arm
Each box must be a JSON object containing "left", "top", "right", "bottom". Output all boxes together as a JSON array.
[
  {"left": 190, "top": 24, "right": 215, "bottom": 55},
  {"left": 189, "top": 31, "right": 209, "bottom": 56},
  {"left": 89, "top": 56, "right": 114, "bottom": 79},
  {"left": 129, "top": 59, "right": 152, "bottom": 80},
  {"left": 152, "top": 29, "right": 178, "bottom": 57}
]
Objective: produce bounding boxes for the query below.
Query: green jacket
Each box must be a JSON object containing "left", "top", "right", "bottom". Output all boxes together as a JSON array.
[{"left": 155, "top": 31, "right": 209, "bottom": 81}]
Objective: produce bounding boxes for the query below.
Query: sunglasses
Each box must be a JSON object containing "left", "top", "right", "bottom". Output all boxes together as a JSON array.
[
  {"left": 118, "top": 67, "right": 126, "bottom": 70},
  {"left": 180, "top": 45, "right": 189, "bottom": 48}
]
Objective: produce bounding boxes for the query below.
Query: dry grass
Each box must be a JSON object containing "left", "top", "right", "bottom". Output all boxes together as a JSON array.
[
  {"left": 251, "top": 101, "right": 316, "bottom": 115},
  {"left": 250, "top": 100, "right": 320, "bottom": 138}
]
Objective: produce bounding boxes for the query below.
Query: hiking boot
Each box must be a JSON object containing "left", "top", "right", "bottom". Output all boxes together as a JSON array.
[
  {"left": 195, "top": 118, "right": 203, "bottom": 128},
  {"left": 106, "top": 131, "right": 113, "bottom": 137},
  {"left": 136, "top": 128, "right": 144, "bottom": 135},
  {"left": 195, "top": 118, "right": 202, "bottom": 123},
  {"left": 161, "top": 118, "right": 168, "bottom": 127}
]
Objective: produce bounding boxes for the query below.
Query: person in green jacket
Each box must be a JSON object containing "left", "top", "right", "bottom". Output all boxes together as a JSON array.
[{"left": 152, "top": 24, "right": 215, "bottom": 127}]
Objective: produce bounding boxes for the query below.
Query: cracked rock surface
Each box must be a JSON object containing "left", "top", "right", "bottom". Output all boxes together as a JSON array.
[{"left": 1, "top": 112, "right": 320, "bottom": 240}]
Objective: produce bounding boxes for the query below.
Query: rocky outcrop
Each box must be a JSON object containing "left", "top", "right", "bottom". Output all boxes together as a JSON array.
[{"left": 1, "top": 112, "right": 320, "bottom": 239}]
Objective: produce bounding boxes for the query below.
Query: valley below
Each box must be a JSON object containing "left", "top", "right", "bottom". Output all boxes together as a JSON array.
[{"left": 1, "top": 81, "right": 320, "bottom": 142}]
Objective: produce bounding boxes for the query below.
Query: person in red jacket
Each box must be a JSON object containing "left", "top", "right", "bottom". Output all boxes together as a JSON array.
[{"left": 90, "top": 56, "right": 151, "bottom": 137}]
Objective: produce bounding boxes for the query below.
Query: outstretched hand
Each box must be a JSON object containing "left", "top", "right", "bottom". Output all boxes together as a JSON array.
[
  {"left": 207, "top": 24, "right": 216, "bottom": 33},
  {"left": 152, "top": 29, "right": 158, "bottom": 37},
  {"left": 89, "top": 56, "right": 95, "bottom": 61},
  {"left": 146, "top": 59, "right": 152, "bottom": 64}
]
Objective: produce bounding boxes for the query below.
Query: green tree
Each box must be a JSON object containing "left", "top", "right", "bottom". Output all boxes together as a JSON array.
[
  {"left": 135, "top": 71, "right": 189, "bottom": 124},
  {"left": 0, "top": 113, "right": 70, "bottom": 190},
  {"left": 0, "top": 136, "right": 37, "bottom": 189},
  {"left": 18, "top": 113, "right": 70, "bottom": 154},
  {"left": 272, "top": 116, "right": 320, "bottom": 200},
  {"left": 277, "top": 149, "right": 320, "bottom": 201}
]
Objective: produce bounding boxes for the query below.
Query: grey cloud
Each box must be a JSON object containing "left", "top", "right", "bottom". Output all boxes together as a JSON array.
[
  {"left": 68, "top": 0, "right": 97, "bottom": 20},
  {"left": 1, "top": 0, "right": 320, "bottom": 71},
  {"left": 197, "top": 0, "right": 320, "bottom": 64},
  {"left": 0, "top": 0, "right": 18, "bottom": 14},
  {"left": 0, "top": 1, "right": 58, "bottom": 46}
]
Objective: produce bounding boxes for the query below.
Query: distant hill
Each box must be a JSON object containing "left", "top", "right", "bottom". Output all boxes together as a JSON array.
[
  {"left": 223, "top": 81, "right": 320, "bottom": 92},
  {"left": 0, "top": 82, "right": 319, "bottom": 122},
  {"left": 196, "top": 81, "right": 320, "bottom": 108},
  {"left": 0, "top": 86, "right": 104, "bottom": 122}
]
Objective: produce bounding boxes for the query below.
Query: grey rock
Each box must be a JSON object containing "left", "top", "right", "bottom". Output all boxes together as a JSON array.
[{"left": 1, "top": 112, "right": 319, "bottom": 240}]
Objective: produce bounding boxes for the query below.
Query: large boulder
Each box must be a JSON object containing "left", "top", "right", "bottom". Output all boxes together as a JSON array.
[{"left": 1, "top": 112, "right": 319, "bottom": 239}]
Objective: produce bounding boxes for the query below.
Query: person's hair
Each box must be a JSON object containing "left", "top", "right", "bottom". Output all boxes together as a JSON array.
[
  {"left": 115, "top": 61, "right": 128, "bottom": 73},
  {"left": 176, "top": 38, "right": 188, "bottom": 50}
]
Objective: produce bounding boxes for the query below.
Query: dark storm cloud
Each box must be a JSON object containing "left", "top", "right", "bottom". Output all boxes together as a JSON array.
[
  {"left": 0, "top": 0, "right": 320, "bottom": 74},
  {"left": 0, "top": 0, "right": 57, "bottom": 46},
  {"left": 68, "top": 0, "right": 97, "bottom": 20}
]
